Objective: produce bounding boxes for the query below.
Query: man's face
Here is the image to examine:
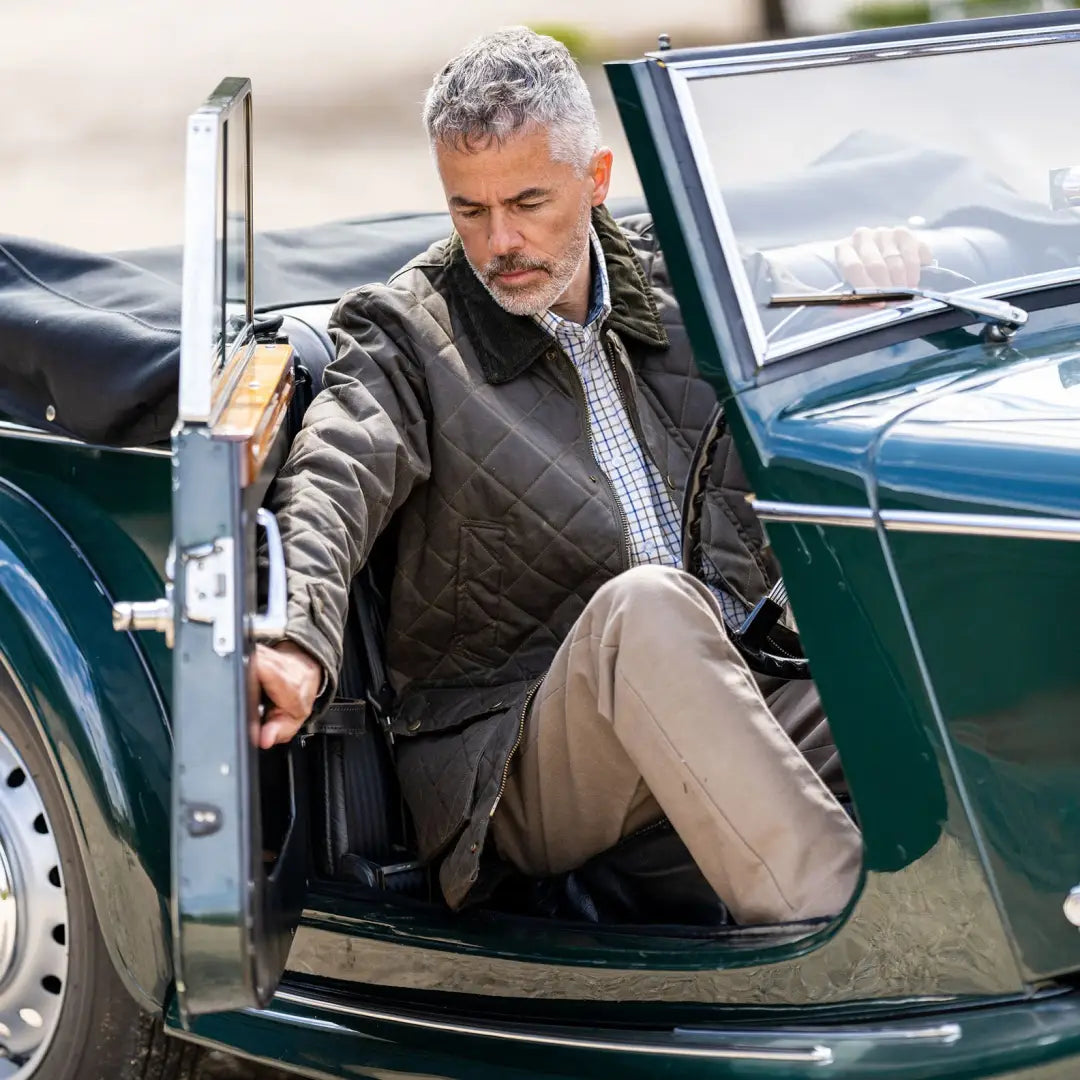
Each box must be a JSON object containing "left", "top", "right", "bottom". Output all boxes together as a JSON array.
[{"left": 436, "top": 126, "right": 612, "bottom": 316}]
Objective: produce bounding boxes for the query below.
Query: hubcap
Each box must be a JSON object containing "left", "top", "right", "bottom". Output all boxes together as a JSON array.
[{"left": 0, "top": 728, "right": 69, "bottom": 1078}]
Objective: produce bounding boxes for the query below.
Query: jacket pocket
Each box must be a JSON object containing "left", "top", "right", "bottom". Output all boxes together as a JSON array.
[{"left": 454, "top": 521, "right": 505, "bottom": 661}]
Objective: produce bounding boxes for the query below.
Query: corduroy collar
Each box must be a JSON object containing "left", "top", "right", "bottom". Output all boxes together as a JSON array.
[{"left": 444, "top": 205, "right": 669, "bottom": 385}]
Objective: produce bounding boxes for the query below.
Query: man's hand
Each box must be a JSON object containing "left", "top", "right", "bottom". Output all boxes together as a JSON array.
[
  {"left": 254, "top": 641, "right": 324, "bottom": 749},
  {"left": 835, "top": 226, "right": 933, "bottom": 290}
]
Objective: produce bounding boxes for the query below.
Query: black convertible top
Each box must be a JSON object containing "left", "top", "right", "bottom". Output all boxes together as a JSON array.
[{"left": 0, "top": 212, "right": 458, "bottom": 447}]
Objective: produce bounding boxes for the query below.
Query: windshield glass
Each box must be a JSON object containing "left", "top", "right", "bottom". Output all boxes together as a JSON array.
[{"left": 679, "top": 35, "right": 1080, "bottom": 362}]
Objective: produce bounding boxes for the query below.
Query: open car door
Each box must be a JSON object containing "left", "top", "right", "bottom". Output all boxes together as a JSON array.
[{"left": 127, "top": 77, "right": 308, "bottom": 1021}]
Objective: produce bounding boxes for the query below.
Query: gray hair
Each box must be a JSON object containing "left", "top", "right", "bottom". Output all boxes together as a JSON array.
[{"left": 422, "top": 26, "right": 601, "bottom": 173}]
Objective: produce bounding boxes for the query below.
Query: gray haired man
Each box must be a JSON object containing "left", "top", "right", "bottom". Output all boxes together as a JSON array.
[{"left": 256, "top": 27, "right": 882, "bottom": 923}]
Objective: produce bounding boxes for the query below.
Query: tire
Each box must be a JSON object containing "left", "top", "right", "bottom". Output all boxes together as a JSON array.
[{"left": 0, "top": 668, "right": 202, "bottom": 1080}]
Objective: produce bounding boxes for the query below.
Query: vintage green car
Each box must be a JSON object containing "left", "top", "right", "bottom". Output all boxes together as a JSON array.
[{"left": 3, "top": 9, "right": 1080, "bottom": 1080}]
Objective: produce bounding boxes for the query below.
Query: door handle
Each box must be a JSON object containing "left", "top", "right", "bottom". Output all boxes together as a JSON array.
[
  {"left": 251, "top": 507, "right": 287, "bottom": 641},
  {"left": 113, "top": 545, "right": 176, "bottom": 647}
]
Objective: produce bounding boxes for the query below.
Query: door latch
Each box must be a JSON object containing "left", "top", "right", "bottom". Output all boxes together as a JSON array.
[
  {"left": 183, "top": 538, "right": 237, "bottom": 657},
  {"left": 114, "top": 508, "right": 286, "bottom": 655}
]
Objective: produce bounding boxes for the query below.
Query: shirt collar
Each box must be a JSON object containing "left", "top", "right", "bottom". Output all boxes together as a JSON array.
[{"left": 535, "top": 226, "right": 611, "bottom": 339}]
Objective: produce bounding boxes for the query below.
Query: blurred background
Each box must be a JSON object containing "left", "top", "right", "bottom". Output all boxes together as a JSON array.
[{"left": 4, "top": 0, "right": 1074, "bottom": 252}]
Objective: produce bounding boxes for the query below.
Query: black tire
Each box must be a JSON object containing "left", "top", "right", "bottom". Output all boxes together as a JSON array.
[{"left": 0, "top": 670, "right": 203, "bottom": 1080}]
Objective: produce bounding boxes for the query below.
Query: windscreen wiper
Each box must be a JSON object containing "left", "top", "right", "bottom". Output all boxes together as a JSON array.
[{"left": 770, "top": 286, "right": 1028, "bottom": 342}]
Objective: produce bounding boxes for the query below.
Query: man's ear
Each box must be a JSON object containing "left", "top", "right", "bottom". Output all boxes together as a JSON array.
[{"left": 589, "top": 148, "right": 614, "bottom": 207}]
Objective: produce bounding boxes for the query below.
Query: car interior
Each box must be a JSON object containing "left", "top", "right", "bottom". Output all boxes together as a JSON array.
[{"left": 263, "top": 281, "right": 744, "bottom": 934}]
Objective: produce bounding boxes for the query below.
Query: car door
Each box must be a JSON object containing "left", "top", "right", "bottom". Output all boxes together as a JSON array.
[{"left": 170, "top": 77, "right": 307, "bottom": 1020}]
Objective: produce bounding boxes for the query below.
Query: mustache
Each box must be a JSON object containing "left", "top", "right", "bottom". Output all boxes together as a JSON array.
[{"left": 483, "top": 254, "right": 550, "bottom": 282}]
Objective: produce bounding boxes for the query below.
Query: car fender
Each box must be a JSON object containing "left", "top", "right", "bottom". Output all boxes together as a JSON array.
[{"left": 0, "top": 477, "right": 172, "bottom": 1011}]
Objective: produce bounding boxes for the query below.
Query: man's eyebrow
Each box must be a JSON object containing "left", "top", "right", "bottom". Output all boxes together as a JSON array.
[
  {"left": 507, "top": 187, "right": 550, "bottom": 204},
  {"left": 448, "top": 187, "right": 552, "bottom": 210}
]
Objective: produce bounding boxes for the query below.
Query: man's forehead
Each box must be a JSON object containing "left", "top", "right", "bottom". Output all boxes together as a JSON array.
[{"left": 435, "top": 127, "right": 573, "bottom": 202}]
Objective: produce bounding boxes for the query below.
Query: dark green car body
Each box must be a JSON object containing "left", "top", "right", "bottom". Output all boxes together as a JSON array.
[{"left": 3, "top": 11, "right": 1080, "bottom": 1080}]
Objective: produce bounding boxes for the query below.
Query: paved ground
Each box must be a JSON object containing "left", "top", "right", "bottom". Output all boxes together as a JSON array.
[{"left": 199, "top": 1052, "right": 295, "bottom": 1080}]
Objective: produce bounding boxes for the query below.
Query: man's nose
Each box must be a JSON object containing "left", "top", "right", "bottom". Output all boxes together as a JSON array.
[{"left": 488, "top": 215, "right": 523, "bottom": 258}]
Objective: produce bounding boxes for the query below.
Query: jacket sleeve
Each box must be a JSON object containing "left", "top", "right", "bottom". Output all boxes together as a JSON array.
[{"left": 270, "top": 285, "right": 432, "bottom": 704}]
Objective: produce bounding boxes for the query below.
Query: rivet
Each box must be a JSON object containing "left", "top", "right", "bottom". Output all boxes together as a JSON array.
[{"left": 45, "top": 405, "right": 56, "bottom": 422}]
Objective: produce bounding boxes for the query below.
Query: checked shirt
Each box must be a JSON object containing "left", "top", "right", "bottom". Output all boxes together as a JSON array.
[{"left": 535, "top": 228, "right": 747, "bottom": 626}]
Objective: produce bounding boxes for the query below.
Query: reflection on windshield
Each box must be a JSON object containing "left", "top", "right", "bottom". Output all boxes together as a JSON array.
[{"left": 685, "top": 38, "right": 1080, "bottom": 360}]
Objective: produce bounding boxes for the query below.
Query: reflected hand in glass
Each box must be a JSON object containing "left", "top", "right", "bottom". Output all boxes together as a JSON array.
[{"left": 835, "top": 226, "right": 934, "bottom": 290}]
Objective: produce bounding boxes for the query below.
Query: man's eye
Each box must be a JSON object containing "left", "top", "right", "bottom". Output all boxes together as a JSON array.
[
  {"left": 518, "top": 202, "right": 543, "bottom": 212},
  {"left": 458, "top": 208, "right": 484, "bottom": 220}
]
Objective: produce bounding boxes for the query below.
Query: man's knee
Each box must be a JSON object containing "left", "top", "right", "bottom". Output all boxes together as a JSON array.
[{"left": 589, "top": 565, "right": 710, "bottom": 626}]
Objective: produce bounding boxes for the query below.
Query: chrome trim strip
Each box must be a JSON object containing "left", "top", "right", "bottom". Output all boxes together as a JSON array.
[
  {"left": 268, "top": 989, "right": 833, "bottom": 1063},
  {"left": 668, "top": 67, "right": 768, "bottom": 366},
  {"left": 751, "top": 501, "right": 876, "bottom": 528},
  {"left": 752, "top": 500, "right": 1080, "bottom": 541},
  {"left": 664, "top": 21, "right": 1080, "bottom": 75},
  {"left": 882, "top": 509, "right": 1080, "bottom": 541},
  {"left": 678, "top": 1021, "right": 960, "bottom": 1044},
  {"left": 0, "top": 421, "right": 170, "bottom": 457}
]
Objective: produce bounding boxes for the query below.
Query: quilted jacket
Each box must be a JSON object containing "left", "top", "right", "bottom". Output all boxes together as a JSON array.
[{"left": 273, "top": 206, "right": 779, "bottom": 908}]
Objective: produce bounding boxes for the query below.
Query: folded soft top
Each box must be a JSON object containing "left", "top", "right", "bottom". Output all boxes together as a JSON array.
[{"left": 0, "top": 212, "right": 459, "bottom": 447}]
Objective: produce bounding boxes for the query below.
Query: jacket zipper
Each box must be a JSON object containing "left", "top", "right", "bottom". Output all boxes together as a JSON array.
[
  {"left": 489, "top": 677, "right": 543, "bottom": 819},
  {"left": 487, "top": 344, "right": 639, "bottom": 823},
  {"left": 603, "top": 334, "right": 670, "bottom": 490}
]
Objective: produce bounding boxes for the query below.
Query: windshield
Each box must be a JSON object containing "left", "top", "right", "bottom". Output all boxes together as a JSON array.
[{"left": 675, "top": 34, "right": 1080, "bottom": 363}]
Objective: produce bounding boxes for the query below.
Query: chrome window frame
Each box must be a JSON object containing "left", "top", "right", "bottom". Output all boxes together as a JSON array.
[
  {"left": 661, "top": 18, "right": 1080, "bottom": 369},
  {"left": 177, "top": 77, "right": 255, "bottom": 424}
]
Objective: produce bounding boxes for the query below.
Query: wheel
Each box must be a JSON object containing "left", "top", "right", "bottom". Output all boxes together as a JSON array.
[{"left": 0, "top": 667, "right": 202, "bottom": 1079}]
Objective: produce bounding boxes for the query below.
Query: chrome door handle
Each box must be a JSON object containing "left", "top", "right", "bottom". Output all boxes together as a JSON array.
[
  {"left": 112, "top": 595, "right": 175, "bottom": 647},
  {"left": 113, "top": 544, "right": 176, "bottom": 647},
  {"left": 251, "top": 507, "right": 287, "bottom": 641}
]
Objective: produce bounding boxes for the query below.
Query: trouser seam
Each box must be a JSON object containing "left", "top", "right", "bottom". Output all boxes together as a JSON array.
[{"left": 612, "top": 667, "right": 800, "bottom": 918}]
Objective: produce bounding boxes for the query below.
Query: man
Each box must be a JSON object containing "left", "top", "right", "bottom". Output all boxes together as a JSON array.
[{"left": 256, "top": 28, "right": 920, "bottom": 924}]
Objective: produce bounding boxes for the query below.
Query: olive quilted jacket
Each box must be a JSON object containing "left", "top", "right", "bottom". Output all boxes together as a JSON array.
[{"left": 273, "top": 206, "right": 777, "bottom": 907}]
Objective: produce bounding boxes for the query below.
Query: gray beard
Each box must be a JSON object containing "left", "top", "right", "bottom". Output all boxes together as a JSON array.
[{"left": 467, "top": 204, "right": 592, "bottom": 317}]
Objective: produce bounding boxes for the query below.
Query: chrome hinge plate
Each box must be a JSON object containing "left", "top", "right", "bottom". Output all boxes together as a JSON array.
[{"left": 183, "top": 537, "right": 236, "bottom": 657}]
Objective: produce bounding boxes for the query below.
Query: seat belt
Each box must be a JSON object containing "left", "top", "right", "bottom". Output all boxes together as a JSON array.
[{"left": 351, "top": 569, "right": 396, "bottom": 745}]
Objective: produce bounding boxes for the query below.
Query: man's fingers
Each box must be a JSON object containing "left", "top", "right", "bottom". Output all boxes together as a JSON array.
[
  {"left": 254, "top": 643, "right": 304, "bottom": 715},
  {"left": 259, "top": 708, "right": 305, "bottom": 750},
  {"left": 839, "top": 226, "right": 936, "bottom": 290},
  {"left": 877, "top": 227, "right": 920, "bottom": 287},
  {"left": 835, "top": 239, "right": 874, "bottom": 289},
  {"left": 852, "top": 227, "right": 890, "bottom": 288}
]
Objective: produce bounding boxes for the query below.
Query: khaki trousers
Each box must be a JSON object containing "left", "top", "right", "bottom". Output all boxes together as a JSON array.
[{"left": 490, "top": 566, "right": 862, "bottom": 925}]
